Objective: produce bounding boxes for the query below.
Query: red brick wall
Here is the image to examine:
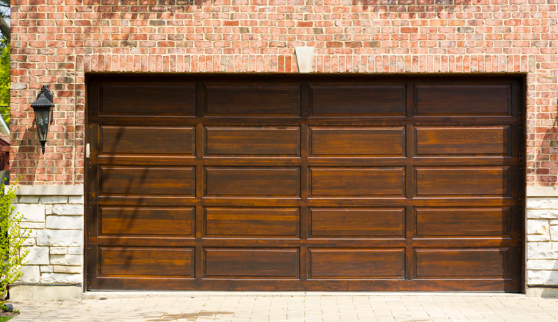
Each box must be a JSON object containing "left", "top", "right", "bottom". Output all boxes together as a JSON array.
[{"left": 9, "top": 0, "right": 558, "bottom": 185}]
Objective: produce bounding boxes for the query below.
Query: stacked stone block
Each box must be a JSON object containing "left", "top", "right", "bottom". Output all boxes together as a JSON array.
[
  {"left": 527, "top": 197, "right": 558, "bottom": 286},
  {"left": 14, "top": 194, "right": 83, "bottom": 286}
]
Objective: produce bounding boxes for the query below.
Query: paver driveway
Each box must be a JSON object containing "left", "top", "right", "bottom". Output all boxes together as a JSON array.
[{"left": 8, "top": 292, "right": 558, "bottom": 322}]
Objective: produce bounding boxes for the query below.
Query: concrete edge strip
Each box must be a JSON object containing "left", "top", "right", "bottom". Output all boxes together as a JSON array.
[
  {"left": 81, "top": 291, "right": 526, "bottom": 299},
  {"left": 6, "top": 184, "right": 84, "bottom": 196}
]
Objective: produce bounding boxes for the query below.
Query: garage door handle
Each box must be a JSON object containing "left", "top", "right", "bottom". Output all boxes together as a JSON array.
[{"left": 86, "top": 143, "right": 90, "bottom": 158}]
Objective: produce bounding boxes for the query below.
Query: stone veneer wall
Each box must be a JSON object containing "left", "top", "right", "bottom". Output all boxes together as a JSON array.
[
  {"left": 527, "top": 195, "right": 558, "bottom": 290},
  {"left": 10, "top": 186, "right": 84, "bottom": 299}
]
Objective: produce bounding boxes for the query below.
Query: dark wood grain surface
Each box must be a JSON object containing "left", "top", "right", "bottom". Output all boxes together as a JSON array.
[
  {"left": 310, "top": 127, "right": 405, "bottom": 156},
  {"left": 86, "top": 74, "right": 524, "bottom": 292}
]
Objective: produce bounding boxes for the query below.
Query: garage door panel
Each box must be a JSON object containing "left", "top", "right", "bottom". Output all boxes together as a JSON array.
[
  {"left": 310, "top": 167, "right": 405, "bottom": 197},
  {"left": 100, "top": 84, "right": 196, "bottom": 116},
  {"left": 87, "top": 75, "right": 522, "bottom": 291},
  {"left": 204, "top": 208, "right": 300, "bottom": 237},
  {"left": 310, "top": 208, "right": 405, "bottom": 238},
  {"left": 414, "top": 85, "right": 511, "bottom": 116},
  {"left": 309, "top": 249, "right": 405, "bottom": 279},
  {"left": 415, "top": 126, "right": 510, "bottom": 156},
  {"left": 204, "top": 84, "right": 300, "bottom": 116},
  {"left": 415, "top": 167, "right": 510, "bottom": 196},
  {"left": 205, "top": 167, "right": 300, "bottom": 197},
  {"left": 100, "top": 166, "right": 195, "bottom": 196},
  {"left": 415, "top": 208, "right": 511, "bottom": 237},
  {"left": 100, "top": 206, "right": 195, "bottom": 237},
  {"left": 414, "top": 248, "right": 511, "bottom": 279},
  {"left": 310, "top": 85, "right": 405, "bottom": 116},
  {"left": 100, "top": 247, "right": 194, "bottom": 277},
  {"left": 205, "top": 126, "right": 300, "bottom": 156},
  {"left": 100, "top": 126, "right": 195, "bottom": 156},
  {"left": 204, "top": 248, "right": 299, "bottom": 278},
  {"left": 309, "top": 127, "right": 405, "bottom": 157}
]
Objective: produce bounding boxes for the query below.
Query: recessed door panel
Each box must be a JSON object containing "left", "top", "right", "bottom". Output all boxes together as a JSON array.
[
  {"left": 204, "top": 84, "right": 300, "bottom": 116},
  {"left": 415, "top": 208, "right": 511, "bottom": 237},
  {"left": 310, "top": 208, "right": 405, "bottom": 238},
  {"left": 100, "top": 84, "right": 195, "bottom": 116},
  {"left": 310, "top": 85, "right": 405, "bottom": 116},
  {"left": 205, "top": 126, "right": 300, "bottom": 156},
  {"left": 205, "top": 167, "right": 300, "bottom": 197},
  {"left": 415, "top": 85, "right": 511, "bottom": 116},
  {"left": 310, "top": 167, "right": 405, "bottom": 197},
  {"left": 100, "top": 166, "right": 195, "bottom": 196},
  {"left": 415, "top": 248, "right": 512, "bottom": 279},
  {"left": 415, "top": 126, "right": 510, "bottom": 156},
  {"left": 205, "top": 208, "right": 300, "bottom": 237},
  {"left": 204, "top": 248, "right": 299, "bottom": 278},
  {"left": 309, "top": 249, "right": 405, "bottom": 279},
  {"left": 415, "top": 167, "right": 510, "bottom": 196},
  {"left": 101, "top": 126, "right": 195, "bottom": 155},
  {"left": 100, "top": 247, "right": 194, "bottom": 277},
  {"left": 310, "top": 127, "right": 405, "bottom": 157},
  {"left": 100, "top": 207, "right": 195, "bottom": 236}
]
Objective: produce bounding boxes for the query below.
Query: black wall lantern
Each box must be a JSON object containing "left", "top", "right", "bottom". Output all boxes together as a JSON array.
[{"left": 31, "top": 85, "right": 54, "bottom": 154}]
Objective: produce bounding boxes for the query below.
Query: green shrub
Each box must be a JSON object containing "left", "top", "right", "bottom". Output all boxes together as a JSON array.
[{"left": 0, "top": 180, "right": 30, "bottom": 301}]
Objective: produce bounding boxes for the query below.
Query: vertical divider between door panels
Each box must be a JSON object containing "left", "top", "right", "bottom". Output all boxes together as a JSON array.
[
  {"left": 300, "top": 83, "right": 310, "bottom": 282},
  {"left": 195, "top": 83, "right": 204, "bottom": 283},
  {"left": 405, "top": 81, "right": 415, "bottom": 281}
]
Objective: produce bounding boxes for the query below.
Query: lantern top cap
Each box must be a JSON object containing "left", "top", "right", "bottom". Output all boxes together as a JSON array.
[{"left": 31, "top": 85, "right": 54, "bottom": 109}]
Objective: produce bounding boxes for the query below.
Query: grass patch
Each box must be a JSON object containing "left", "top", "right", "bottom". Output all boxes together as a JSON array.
[{"left": 0, "top": 316, "right": 12, "bottom": 321}]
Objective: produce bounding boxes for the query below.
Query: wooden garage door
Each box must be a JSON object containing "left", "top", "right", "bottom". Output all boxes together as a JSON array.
[{"left": 85, "top": 75, "right": 524, "bottom": 291}]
